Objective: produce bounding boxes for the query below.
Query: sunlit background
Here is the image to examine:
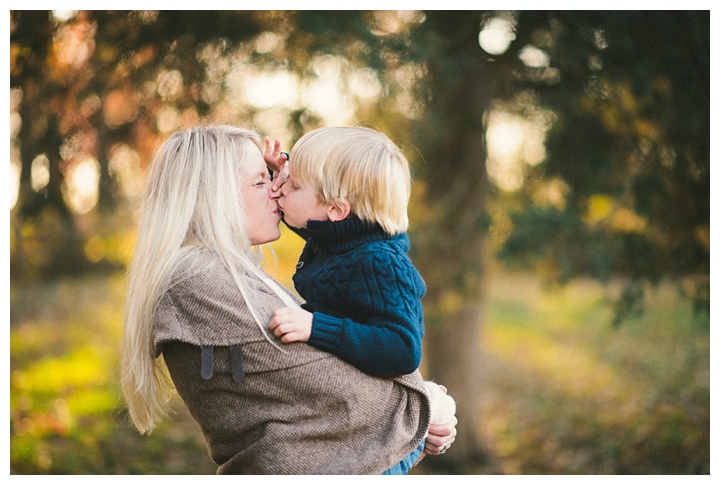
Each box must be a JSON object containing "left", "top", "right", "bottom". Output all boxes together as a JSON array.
[
  {"left": 9, "top": 11, "right": 548, "bottom": 214},
  {"left": 9, "top": 10, "right": 709, "bottom": 475},
  {"left": 10, "top": 109, "right": 545, "bottom": 210}
]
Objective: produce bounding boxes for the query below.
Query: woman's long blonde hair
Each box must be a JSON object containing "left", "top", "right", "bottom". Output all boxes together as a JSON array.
[{"left": 121, "top": 125, "right": 273, "bottom": 434}]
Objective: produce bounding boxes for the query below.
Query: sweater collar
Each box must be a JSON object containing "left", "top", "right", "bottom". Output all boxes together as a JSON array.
[{"left": 290, "top": 217, "right": 392, "bottom": 253}]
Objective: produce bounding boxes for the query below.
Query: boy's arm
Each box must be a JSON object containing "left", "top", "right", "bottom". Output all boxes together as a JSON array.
[
  {"left": 305, "top": 254, "right": 425, "bottom": 377},
  {"left": 309, "top": 311, "right": 422, "bottom": 377},
  {"left": 267, "top": 295, "right": 423, "bottom": 378}
]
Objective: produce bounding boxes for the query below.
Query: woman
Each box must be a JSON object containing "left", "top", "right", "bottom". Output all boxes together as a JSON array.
[{"left": 121, "top": 125, "right": 455, "bottom": 474}]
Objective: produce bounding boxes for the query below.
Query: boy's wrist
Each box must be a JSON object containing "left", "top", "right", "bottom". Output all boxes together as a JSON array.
[{"left": 306, "top": 312, "right": 343, "bottom": 348}]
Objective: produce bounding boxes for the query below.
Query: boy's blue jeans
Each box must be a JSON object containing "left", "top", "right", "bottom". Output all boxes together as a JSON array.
[{"left": 381, "top": 440, "right": 425, "bottom": 475}]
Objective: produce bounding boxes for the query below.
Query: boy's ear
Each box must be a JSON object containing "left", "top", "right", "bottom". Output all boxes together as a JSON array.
[{"left": 327, "top": 198, "right": 351, "bottom": 222}]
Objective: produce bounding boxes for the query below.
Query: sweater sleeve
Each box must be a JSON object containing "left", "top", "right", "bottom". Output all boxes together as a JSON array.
[{"left": 306, "top": 249, "right": 425, "bottom": 377}]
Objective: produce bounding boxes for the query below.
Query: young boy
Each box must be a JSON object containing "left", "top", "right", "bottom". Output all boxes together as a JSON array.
[
  {"left": 266, "top": 126, "right": 425, "bottom": 378},
  {"left": 264, "top": 127, "right": 456, "bottom": 474}
]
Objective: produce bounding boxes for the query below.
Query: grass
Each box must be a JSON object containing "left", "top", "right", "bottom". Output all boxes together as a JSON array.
[
  {"left": 473, "top": 272, "right": 710, "bottom": 474},
  {"left": 10, "top": 275, "right": 216, "bottom": 474},
  {"left": 9, "top": 269, "right": 710, "bottom": 474}
]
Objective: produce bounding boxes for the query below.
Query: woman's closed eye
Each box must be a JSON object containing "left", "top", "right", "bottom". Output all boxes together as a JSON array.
[{"left": 255, "top": 173, "right": 273, "bottom": 186}]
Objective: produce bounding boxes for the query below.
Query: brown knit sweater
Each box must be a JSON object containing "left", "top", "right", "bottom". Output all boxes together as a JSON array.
[{"left": 153, "top": 249, "right": 431, "bottom": 474}]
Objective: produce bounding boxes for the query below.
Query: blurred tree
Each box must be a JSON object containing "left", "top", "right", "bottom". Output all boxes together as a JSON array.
[
  {"left": 10, "top": 10, "right": 264, "bottom": 278},
  {"left": 492, "top": 11, "right": 710, "bottom": 322},
  {"left": 404, "top": 12, "right": 497, "bottom": 464},
  {"left": 10, "top": 9, "right": 709, "bottom": 471},
  {"left": 11, "top": 11, "right": 85, "bottom": 277}
]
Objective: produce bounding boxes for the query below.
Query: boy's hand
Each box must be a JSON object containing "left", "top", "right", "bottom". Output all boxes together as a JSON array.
[
  {"left": 269, "top": 307, "right": 313, "bottom": 343},
  {"left": 263, "top": 136, "right": 290, "bottom": 193},
  {"left": 263, "top": 136, "right": 288, "bottom": 173}
]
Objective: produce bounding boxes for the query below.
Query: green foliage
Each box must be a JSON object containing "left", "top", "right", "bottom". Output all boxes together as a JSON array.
[
  {"left": 10, "top": 9, "right": 709, "bottom": 291},
  {"left": 496, "top": 11, "right": 709, "bottom": 293},
  {"left": 498, "top": 206, "right": 588, "bottom": 281}
]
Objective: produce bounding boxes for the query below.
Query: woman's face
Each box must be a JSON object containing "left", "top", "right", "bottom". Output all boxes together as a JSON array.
[{"left": 240, "top": 142, "right": 282, "bottom": 245}]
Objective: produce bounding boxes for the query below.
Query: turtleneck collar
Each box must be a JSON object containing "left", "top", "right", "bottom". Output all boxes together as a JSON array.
[{"left": 288, "top": 217, "right": 392, "bottom": 254}]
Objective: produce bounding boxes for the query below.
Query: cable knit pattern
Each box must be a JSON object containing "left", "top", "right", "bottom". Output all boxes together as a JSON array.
[{"left": 290, "top": 218, "right": 426, "bottom": 377}]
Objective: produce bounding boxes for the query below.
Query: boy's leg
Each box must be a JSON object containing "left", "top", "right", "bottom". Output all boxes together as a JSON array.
[{"left": 380, "top": 440, "right": 425, "bottom": 475}]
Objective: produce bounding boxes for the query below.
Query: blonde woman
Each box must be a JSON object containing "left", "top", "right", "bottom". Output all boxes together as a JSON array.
[{"left": 121, "top": 125, "right": 455, "bottom": 474}]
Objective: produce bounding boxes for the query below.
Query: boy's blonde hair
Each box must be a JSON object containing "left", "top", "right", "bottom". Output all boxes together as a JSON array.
[{"left": 290, "top": 126, "right": 412, "bottom": 235}]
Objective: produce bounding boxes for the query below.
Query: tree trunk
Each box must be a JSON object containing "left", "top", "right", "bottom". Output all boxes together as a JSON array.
[
  {"left": 424, "top": 296, "right": 486, "bottom": 459},
  {"left": 412, "top": 12, "right": 499, "bottom": 466}
]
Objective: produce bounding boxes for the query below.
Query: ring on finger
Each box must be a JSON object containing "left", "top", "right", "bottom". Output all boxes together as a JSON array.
[{"left": 439, "top": 444, "right": 447, "bottom": 454}]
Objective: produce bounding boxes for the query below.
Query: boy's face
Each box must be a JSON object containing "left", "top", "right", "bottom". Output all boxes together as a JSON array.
[{"left": 278, "top": 175, "right": 333, "bottom": 229}]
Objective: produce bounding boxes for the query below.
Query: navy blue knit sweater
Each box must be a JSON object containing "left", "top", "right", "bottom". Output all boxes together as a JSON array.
[{"left": 288, "top": 217, "right": 426, "bottom": 377}]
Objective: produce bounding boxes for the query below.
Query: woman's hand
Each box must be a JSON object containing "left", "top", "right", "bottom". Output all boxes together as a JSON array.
[
  {"left": 414, "top": 384, "right": 457, "bottom": 465},
  {"left": 422, "top": 417, "right": 457, "bottom": 456},
  {"left": 269, "top": 307, "right": 313, "bottom": 343}
]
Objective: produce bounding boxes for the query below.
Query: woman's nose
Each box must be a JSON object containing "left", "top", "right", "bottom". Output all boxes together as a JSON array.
[{"left": 269, "top": 183, "right": 282, "bottom": 199}]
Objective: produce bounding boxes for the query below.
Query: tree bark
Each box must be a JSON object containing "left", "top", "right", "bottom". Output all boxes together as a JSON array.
[{"left": 412, "top": 12, "right": 498, "bottom": 465}]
